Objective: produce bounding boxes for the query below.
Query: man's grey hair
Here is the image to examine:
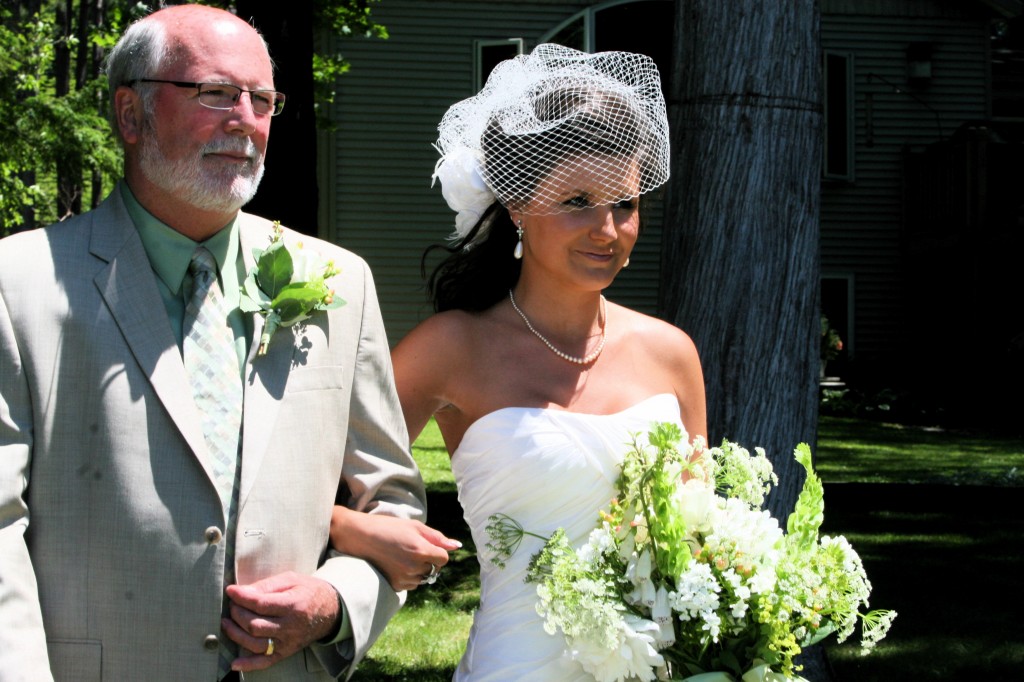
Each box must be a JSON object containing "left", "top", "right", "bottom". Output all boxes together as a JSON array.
[{"left": 103, "top": 16, "right": 168, "bottom": 135}]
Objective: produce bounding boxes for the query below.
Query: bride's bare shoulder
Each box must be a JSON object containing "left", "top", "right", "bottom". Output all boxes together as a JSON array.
[
  {"left": 394, "top": 308, "right": 499, "bottom": 363},
  {"left": 614, "top": 305, "right": 700, "bottom": 362}
]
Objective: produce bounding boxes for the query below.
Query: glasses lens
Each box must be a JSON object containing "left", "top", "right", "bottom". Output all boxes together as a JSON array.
[
  {"left": 250, "top": 90, "right": 286, "bottom": 116},
  {"left": 195, "top": 83, "right": 284, "bottom": 116},
  {"left": 197, "top": 83, "right": 242, "bottom": 110}
]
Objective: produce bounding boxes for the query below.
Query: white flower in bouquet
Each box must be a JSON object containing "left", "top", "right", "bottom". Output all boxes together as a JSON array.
[{"left": 487, "top": 422, "right": 896, "bottom": 682}]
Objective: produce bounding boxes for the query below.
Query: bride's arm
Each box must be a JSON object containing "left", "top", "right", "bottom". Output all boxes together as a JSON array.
[
  {"left": 330, "top": 506, "right": 461, "bottom": 591},
  {"left": 330, "top": 314, "right": 469, "bottom": 590},
  {"left": 330, "top": 316, "right": 466, "bottom": 591},
  {"left": 391, "top": 313, "right": 466, "bottom": 442}
]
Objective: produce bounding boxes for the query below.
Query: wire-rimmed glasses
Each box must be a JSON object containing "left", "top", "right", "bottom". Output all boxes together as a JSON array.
[{"left": 129, "top": 79, "right": 286, "bottom": 116}]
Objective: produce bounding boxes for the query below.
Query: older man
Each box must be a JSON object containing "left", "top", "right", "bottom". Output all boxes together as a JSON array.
[{"left": 0, "top": 5, "right": 432, "bottom": 681}]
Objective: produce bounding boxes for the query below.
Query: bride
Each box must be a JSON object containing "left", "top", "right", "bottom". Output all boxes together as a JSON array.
[{"left": 333, "top": 44, "right": 706, "bottom": 680}]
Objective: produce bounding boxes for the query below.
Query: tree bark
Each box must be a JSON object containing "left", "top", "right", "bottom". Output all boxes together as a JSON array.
[
  {"left": 660, "top": 5, "right": 827, "bottom": 674},
  {"left": 54, "top": 0, "right": 82, "bottom": 218},
  {"left": 661, "top": 1, "right": 822, "bottom": 525},
  {"left": 661, "top": 3, "right": 827, "bottom": 676}
]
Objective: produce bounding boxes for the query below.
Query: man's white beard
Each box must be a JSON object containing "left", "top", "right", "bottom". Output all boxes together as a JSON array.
[{"left": 138, "top": 126, "right": 266, "bottom": 214}]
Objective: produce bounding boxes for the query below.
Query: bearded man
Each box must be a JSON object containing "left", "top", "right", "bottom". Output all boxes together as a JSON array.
[{"left": 0, "top": 5, "right": 427, "bottom": 681}]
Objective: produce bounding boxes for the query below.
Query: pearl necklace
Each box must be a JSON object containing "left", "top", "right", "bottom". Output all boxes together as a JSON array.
[{"left": 508, "top": 289, "right": 606, "bottom": 365}]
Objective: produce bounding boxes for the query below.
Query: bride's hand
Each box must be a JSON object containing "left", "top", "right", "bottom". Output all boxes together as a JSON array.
[{"left": 330, "top": 505, "right": 462, "bottom": 591}]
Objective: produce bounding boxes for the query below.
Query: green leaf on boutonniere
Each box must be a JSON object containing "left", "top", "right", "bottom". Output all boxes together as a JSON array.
[
  {"left": 239, "top": 221, "right": 345, "bottom": 356},
  {"left": 255, "top": 238, "right": 294, "bottom": 299}
]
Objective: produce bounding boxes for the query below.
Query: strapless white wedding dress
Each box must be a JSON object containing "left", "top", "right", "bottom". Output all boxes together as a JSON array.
[{"left": 450, "top": 393, "right": 684, "bottom": 682}]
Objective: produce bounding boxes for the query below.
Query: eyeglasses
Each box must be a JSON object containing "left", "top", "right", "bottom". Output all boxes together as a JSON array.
[{"left": 129, "top": 79, "right": 286, "bottom": 116}]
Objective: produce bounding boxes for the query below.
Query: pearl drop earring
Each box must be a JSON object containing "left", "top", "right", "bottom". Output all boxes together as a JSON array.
[{"left": 514, "top": 220, "right": 524, "bottom": 259}]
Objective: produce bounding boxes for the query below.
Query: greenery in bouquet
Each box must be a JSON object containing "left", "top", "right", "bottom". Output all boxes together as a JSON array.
[
  {"left": 486, "top": 423, "right": 895, "bottom": 682},
  {"left": 240, "top": 222, "right": 344, "bottom": 355}
]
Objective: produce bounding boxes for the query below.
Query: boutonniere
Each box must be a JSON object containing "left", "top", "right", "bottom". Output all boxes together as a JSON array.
[{"left": 240, "top": 222, "right": 345, "bottom": 356}]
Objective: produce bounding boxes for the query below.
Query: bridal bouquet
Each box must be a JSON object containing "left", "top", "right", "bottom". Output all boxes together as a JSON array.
[{"left": 486, "top": 423, "right": 895, "bottom": 682}]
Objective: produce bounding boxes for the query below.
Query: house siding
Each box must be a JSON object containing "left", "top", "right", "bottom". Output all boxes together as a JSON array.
[
  {"left": 324, "top": 0, "right": 593, "bottom": 344},
  {"left": 820, "top": 5, "right": 990, "bottom": 364},
  {"left": 325, "top": 0, "right": 998, "bottom": 371}
]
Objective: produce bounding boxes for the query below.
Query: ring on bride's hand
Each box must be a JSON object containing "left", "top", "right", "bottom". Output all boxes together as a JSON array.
[
  {"left": 420, "top": 563, "right": 440, "bottom": 585},
  {"left": 265, "top": 638, "right": 275, "bottom": 656}
]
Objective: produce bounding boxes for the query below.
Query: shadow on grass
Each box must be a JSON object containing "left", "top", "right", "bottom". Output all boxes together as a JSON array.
[{"left": 822, "top": 483, "right": 1024, "bottom": 681}]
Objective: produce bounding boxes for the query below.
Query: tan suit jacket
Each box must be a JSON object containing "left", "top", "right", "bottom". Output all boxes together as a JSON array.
[{"left": 0, "top": 191, "right": 425, "bottom": 681}]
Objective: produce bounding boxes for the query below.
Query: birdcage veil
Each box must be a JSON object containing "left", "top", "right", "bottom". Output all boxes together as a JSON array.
[{"left": 432, "top": 43, "right": 670, "bottom": 246}]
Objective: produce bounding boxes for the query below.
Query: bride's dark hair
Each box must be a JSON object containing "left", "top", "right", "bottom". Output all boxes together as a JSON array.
[{"left": 425, "top": 202, "right": 520, "bottom": 313}]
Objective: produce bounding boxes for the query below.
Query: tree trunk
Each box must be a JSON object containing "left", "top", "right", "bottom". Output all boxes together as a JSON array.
[
  {"left": 235, "top": 2, "right": 319, "bottom": 235},
  {"left": 54, "top": 0, "right": 81, "bottom": 217},
  {"left": 660, "top": 2, "right": 826, "bottom": 676},
  {"left": 89, "top": 0, "right": 107, "bottom": 209}
]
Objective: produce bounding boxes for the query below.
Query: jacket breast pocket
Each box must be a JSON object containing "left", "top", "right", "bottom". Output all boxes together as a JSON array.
[{"left": 286, "top": 366, "right": 346, "bottom": 393}]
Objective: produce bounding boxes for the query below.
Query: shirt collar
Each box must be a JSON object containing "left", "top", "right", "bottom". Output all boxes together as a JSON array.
[{"left": 120, "top": 181, "right": 241, "bottom": 296}]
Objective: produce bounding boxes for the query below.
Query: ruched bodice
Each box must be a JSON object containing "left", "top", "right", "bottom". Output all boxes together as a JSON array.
[{"left": 450, "top": 393, "right": 684, "bottom": 681}]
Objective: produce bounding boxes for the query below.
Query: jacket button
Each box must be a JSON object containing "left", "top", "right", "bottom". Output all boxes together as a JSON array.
[
  {"left": 205, "top": 526, "right": 223, "bottom": 544},
  {"left": 204, "top": 634, "right": 220, "bottom": 650}
]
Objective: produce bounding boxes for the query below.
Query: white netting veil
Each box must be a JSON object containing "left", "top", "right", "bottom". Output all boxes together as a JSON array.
[{"left": 432, "top": 43, "right": 670, "bottom": 244}]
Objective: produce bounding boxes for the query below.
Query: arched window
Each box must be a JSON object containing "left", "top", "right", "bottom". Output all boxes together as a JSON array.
[{"left": 544, "top": 0, "right": 673, "bottom": 92}]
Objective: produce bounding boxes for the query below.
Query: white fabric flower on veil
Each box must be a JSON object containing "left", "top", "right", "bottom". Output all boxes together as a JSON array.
[{"left": 431, "top": 145, "right": 496, "bottom": 244}]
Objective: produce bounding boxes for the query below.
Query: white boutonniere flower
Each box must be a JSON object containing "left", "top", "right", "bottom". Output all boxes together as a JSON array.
[{"left": 240, "top": 222, "right": 344, "bottom": 356}]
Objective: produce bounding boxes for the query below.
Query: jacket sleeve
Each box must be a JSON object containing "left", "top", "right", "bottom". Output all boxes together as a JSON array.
[
  {"left": 0, "top": 265, "right": 56, "bottom": 682},
  {"left": 309, "top": 256, "right": 427, "bottom": 680}
]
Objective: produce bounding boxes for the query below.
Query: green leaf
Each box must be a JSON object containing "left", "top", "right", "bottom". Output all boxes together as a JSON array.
[
  {"left": 801, "top": 619, "right": 836, "bottom": 647},
  {"left": 271, "top": 282, "right": 328, "bottom": 324},
  {"left": 238, "top": 272, "right": 272, "bottom": 313},
  {"left": 786, "top": 443, "right": 825, "bottom": 552},
  {"left": 255, "top": 241, "right": 294, "bottom": 298},
  {"left": 322, "top": 295, "right": 346, "bottom": 311}
]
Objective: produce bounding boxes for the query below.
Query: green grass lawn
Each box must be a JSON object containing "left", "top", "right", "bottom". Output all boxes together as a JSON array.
[
  {"left": 816, "top": 415, "right": 1023, "bottom": 486},
  {"left": 353, "top": 416, "right": 1024, "bottom": 681}
]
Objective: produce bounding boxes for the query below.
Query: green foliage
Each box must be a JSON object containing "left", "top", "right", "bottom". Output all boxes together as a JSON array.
[
  {"left": 820, "top": 315, "right": 843, "bottom": 363},
  {"left": 239, "top": 223, "right": 344, "bottom": 355},
  {"left": 0, "top": 1, "right": 384, "bottom": 235},
  {"left": 312, "top": 0, "right": 388, "bottom": 126},
  {"left": 0, "top": 7, "right": 123, "bottom": 234},
  {"left": 785, "top": 443, "right": 824, "bottom": 552}
]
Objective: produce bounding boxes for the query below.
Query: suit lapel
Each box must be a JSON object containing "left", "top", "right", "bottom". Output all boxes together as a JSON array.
[
  {"left": 89, "top": 194, "right": 212, "bottom": 468},
  {"left": 238, "top": 218, "right": 291, "bottom": 502}
]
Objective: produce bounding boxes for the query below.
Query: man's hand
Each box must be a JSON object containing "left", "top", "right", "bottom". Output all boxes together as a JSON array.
[{"left": 223, "top": 572, "right": 340, "bottom": 672}]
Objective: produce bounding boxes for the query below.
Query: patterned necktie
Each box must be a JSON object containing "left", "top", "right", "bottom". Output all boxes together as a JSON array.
[{"left": 182, "top": 246, "right": 242, "bottom": 679}]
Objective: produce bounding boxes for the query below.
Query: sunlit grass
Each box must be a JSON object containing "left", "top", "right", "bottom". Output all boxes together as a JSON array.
[
  {"left": 816, "top": 415, "right": 1024, "bottom": 485},
  {"left": 410, "top": 419, "right": 455, "bottom": 493},
  {"left": 353, "top": 599, "right": 471, "bottom": 681}
]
